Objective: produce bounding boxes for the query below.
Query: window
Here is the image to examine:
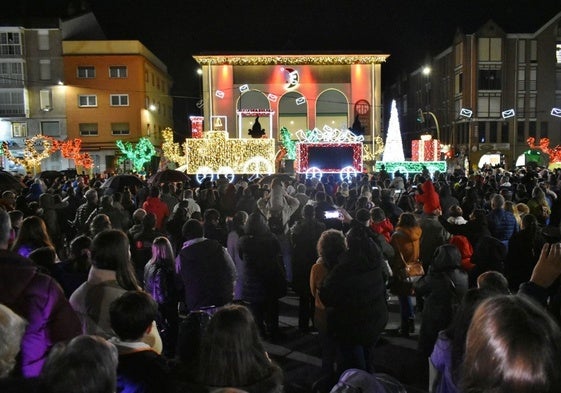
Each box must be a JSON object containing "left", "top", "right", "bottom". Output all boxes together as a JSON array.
[
  {"left": 530, "top": 40, "right": 537, "bottom": 62},
  {"left": 40, "top": 89, "right": 52, "bottom": 111},
  {"left": 528, "top": 94, "right": 536, "bottom": 118},
  {"left": 110, "top": 94, "right": 129, "bottom": 106},
  {"left": 0, "top": 32, "right": 22, "bottom": 55},
  {"left": 556, "top": 68, "right": 561, "bottom": 90},
  {"left": 77, "top": 66, "right": 95, "bottom": 78},
  {"left": 529, "top": 67, "right": 537, "bottom": 91},
  {"left": 517, "top": 94, "right": 525, "bottom": 118},
  {"left": 517, "top": 122, "right": 525, "bottom": 143},
  {"left": 37, "top": 30, "right": 49, "bottom": 50},
  {"left": 477, "top": 94, "right": 501, "bottom": 117},
  {"left": 111, "top": 122, "right": 130, "bottom": 135},
  {"left": 39, "top": 60, "right": 51, "bottom": 80},
  {"left": 557, "top": 43, "right": 561, "bottom": 64},
  {"left": 12, "top": 122, "right": 27, "bottom": 137},
  {"left": 109, "top": 66, "right": 127, "bottom": 78},
  {"left": 518, "top": 40, "right": 526, "bottom": 63},
  {"left": 540, "top": 121, "right": 548, "bottom": 139},
  {"left": 455, "top": 72, "right": 463, "bottom": 94},
  {"left": 489, "top": 122, "right": 497, "bottom": 143},
  {"left": 0, "top": 62, "right": 23, "bottom": 85},
  {"left": 501, "top": 122, "right": 509, "bottom": 143},
  {"left": 518, "top": 68, "right": 525, "bottom": 91},
  {"left": 79, "top": 123, "right": 98, "bottom": 136},
  {"left": 478, "top": 67, "right": 502, "bottom": 90},
  {"left": 478, "top": 37, "right": 502, "bottom": 61},
  {"left": 0, "top": 90, "right": 25, "bottom": 115},
  {"left": 477, "top": 122, "right": 486, "bottom": 143},
  {"left": 41, "top": 121, "right": 59, "bottom": 136},
  {"left": 78, "top": 95, "right": 97, "bottom": 107},
  {"left": 529, "top": 121, "right": 536, "bottom": 138}
]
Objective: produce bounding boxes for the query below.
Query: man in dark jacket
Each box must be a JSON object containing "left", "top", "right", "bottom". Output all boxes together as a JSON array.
[
  {"left": 176, "top": 219, "right": 236, "bottom": 312},
  {"left": 0, "top": 209, "right": 81, "bottom": 377},
  {"left": 320, "top": 210, "right": 388, "bottom": 374},
  {"left": 486, "top": 193, "right": 519, "bottom": 250}
]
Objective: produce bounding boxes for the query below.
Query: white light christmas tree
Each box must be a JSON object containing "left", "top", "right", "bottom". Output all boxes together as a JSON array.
[{"left": 382, "top": 100, "right": 405, "bottom": 162}]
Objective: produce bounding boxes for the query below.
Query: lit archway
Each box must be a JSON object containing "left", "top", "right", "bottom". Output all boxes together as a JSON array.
[
  {"left": 316, "top": 89, "right": 349, "bottom": 130},
  {"left": 278, "top": 91, "right": 307, "bottom": 139}
]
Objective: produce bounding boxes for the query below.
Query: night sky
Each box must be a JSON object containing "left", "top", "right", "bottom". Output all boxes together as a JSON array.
[{"left": 4, "top": 0, "right": 561, "bottom": 131}]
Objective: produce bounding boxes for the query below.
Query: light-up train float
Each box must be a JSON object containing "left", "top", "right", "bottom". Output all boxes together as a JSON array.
[{"left": 162, "top": 126, "right": 379, "bottom": 183}]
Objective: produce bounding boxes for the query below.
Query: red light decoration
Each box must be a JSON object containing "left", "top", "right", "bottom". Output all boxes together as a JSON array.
[
  {"left": 527, "top": 137, "right": 561, "bottom": 162},
  {"left": 411, "top": 139, "right": 441, "bottom": 161},
  {"left": 52, "top": 138, "right": 94, "bottom": 169}
]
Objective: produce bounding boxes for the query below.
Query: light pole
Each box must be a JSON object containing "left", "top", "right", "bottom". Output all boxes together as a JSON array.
[{"left": 417, "top": 109, "right": 440, "bottom": 141}]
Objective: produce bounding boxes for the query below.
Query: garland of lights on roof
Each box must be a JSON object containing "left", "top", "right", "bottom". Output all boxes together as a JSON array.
[{"left": 193, "top": 54, "right": 389, "bottom": 66}]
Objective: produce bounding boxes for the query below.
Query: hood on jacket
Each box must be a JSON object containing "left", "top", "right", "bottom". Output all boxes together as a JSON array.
[{"left": 431, "top": 243, "right": 462, "bottom": 272}]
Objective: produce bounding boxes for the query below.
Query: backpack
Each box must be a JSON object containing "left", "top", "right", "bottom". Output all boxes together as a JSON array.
[{"left": 268, "top": 210, "right": 285, "bottom": 235}]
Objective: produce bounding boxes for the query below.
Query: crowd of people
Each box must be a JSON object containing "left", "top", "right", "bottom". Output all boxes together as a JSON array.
[{"left": 1, "top": 165, "right": 561, "bottom": 393}]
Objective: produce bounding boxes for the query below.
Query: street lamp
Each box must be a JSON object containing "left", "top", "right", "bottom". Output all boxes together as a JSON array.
[{"left": 417, "top": 108, "right": 440, "bottom": 141}]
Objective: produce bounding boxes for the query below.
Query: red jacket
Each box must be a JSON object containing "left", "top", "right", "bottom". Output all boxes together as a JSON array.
[
  {"left": 370, "top": 218, "right": 394, "bottom": 243},
  {"left": 449, "top": 235, "right": 474, "bottom": 271},
  {"left": 142, "top": 196, "right": 170, "bottom": 230},
  {"left": 415, "top": 180, "right": 441, "bottom": 214}
]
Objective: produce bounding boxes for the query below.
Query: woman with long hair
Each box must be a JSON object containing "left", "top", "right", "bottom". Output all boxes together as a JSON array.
[
  {"left": 461, "top": 295, "right": 561, "bottom": 393},
  {"left": 527, "top": 186, "right": 551, "bottom": 226},
  {"left": 390, "top": 212, "right": 422, "bottom": 336},
  {"left": 429, "top": 288, "right": 493, "bottom": 393},
  {"left": 238, "top": 212, "right": 286, "bottom": 340},
  {"left": 69, "top": 229, "right": 162, "bottom": 354},
  {"left": 144, "top": 236, "right": 180, "bottom": 357},
  {"left": 227, "top": 210, "right": 249, "bottom": 300},
  {"left": 309, "top": 229, "right": 346, "bottom": 387},
  {"left": 197, "top": 304, "right": 283, "bottom": 392},
  {"left": 12, "top": 215, "right": 56, "bottom": 259}
]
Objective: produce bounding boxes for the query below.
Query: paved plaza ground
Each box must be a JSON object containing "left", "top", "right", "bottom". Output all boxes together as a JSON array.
[{"left": 267, "top": 291, "right": 429, "bottom": 393}]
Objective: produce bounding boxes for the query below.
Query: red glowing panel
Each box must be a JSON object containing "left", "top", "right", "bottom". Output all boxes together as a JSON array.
[{"left": 412, "top": 139, "right": 441, "bottom": 161}]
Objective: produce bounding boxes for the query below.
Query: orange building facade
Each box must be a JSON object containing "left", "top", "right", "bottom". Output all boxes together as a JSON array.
[{"left": 63, "top": 41, "right": 172, "bottom": 173}]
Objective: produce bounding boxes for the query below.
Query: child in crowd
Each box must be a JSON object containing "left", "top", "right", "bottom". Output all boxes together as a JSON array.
[
  {"left": 447, "top": 205, "right": 467, "bottom": 225},
  {"left": 109, "top": 291, "right": 171, "bottom": 393}
]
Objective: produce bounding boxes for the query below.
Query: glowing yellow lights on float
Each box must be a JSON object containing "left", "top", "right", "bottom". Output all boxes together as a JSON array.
[
  {"left": 184, "top": 131, "right": 275, "bottom": 176},
  {"left": 162, "top": 128, "right": 186, "bottom": 165},
  {"left": 2, "top": 135, "right": 56, "bottom": 172}
]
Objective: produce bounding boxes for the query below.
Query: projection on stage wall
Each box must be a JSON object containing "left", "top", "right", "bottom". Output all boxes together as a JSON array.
[{"left": 296, "top": 142, "right": 363, "bottom": 173}]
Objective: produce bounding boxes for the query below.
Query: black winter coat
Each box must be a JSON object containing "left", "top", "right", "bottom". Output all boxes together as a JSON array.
[
  {"left": 239, "top": 234, "right": 285, "bottom": 303},
  {"left": 319, "top": 248, "right": 388, "bottom": 346},
  {"left": 414, "top": 245, "right": 468, "bottom": 357}
]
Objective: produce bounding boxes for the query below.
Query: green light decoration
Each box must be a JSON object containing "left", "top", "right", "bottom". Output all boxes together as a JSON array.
[
  {"left": 280, "top": 127, "right": 296, "bottom": 160},
  {"left": 116, "top": 138, "right": 156, "bottom": 172},
  {"left": 375, "top": 161, "right": 446, "bottom": 177}
]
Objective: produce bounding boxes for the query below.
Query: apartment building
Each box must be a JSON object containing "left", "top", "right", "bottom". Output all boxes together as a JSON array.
[
  {"left": 0, "top": 21, "right": 68, "bottom": 172},
  {"left": 62, "top": 40, "right": 173, "bottom": 173},
  {"left": 389, "top": 10, "right": 561, "bottom": 169}
]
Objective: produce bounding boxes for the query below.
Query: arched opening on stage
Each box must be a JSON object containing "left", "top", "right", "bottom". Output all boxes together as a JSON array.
[
  {"left": 478, "top": 152, "right": 505, "bottom": 168},
  {"left": 316, "top": 89, "right": 349, "bottom": 130},
  {"left": 236, "top": 90, "right": 271, "bottom": 138},
  {"left": 278, "top": 91, "right": 307, "bottom": 139}
]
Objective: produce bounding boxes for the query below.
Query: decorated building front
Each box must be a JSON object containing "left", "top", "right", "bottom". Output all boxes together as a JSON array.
[{"left": 193, "top": 53, "right": 389, "bottom": 158}]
